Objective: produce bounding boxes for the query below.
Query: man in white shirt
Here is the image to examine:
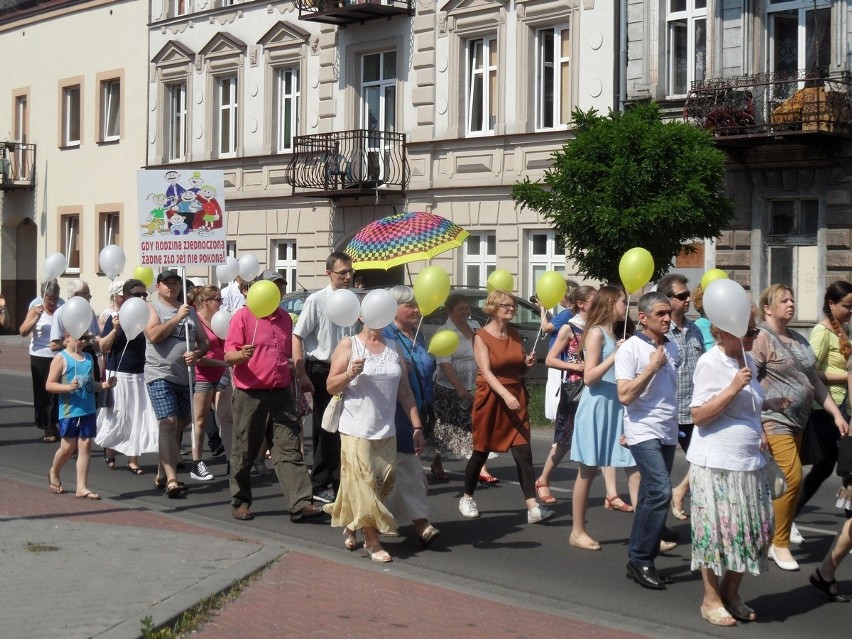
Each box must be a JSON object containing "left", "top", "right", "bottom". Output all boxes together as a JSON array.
[
  {"left": 292, "top": 251, "right": 358, "bottom": 503},
  {"left": 616, "top": 291, "right": 679, "bottom": 590},
  {"left": 220, "top": 276, "right": 246, "bottom": 314}
]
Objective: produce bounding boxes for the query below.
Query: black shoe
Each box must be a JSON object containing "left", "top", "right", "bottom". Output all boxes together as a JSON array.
[
  {"left": 211, "top": 444, "right": 225, "bottom": 458},
  {"left": 626, "top": 561, "right": 667, "bottom": 590},
  {"left": 660, "top": 527, "right": 679, "bottom": 543},
  {"left": 290, "top": 504, "right": 326, "bottom": 523}
]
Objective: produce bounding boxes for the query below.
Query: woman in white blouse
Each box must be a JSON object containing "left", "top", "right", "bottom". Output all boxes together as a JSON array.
[{"left": 688, "top": 313, "right": 782, "bottom": 626}]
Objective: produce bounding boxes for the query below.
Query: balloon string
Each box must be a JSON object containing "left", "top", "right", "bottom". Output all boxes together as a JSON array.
[
  {"left": 741, "top": 339, "right": 756, "bottom": 412},
  {"left": 413, "top": 316, "right": 423, "bottom": 344},
  {"left": 624, "top": 294, "right": 631, "bottom": 341},
  {"left": 116, "top": 341, "right": 129, "bottom": 374},
  {"left": 530, "top": 330, "right": 541, "bottom": 358},
  {"left": 252, "top": 318, "right": 259, "bottom": 346}
]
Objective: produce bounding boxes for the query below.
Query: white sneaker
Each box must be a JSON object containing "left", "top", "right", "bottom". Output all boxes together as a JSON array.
[
  {"left": 768, "top": 545, "right": 800, "bottom": 571},
  {"left": 790, "top": 523, "right": 805, "bottom": 544},
  {"left": 191, "top": 460, "right": 214, "bottom": 481},
  {"left": 459, "top": 496, "right": 480, "bottom": 518},
  {"left": 527, "top": 504, "right": 555, "bottom": 524}
]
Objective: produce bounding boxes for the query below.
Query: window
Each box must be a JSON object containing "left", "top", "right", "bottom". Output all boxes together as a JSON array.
[
  {"left": 173, "top": 0, "right": 190, "bottom": 16},
  {"left": 768, "top": 0, "right": 830, "bottom": 77},
  {"left": 62, "top": 85, "right": 81, "bottom": 147},
  {"left": 667, "top": 0, "right": 707, "bottom": 96},
  {"left": 528, "top": 231, "right": 566, "bottom": 297},
  {"left": 216, "top": 76, "right": 238, "bottom": 157},
  {"left": 766, "top": 198, "right": 819, "bottom": 322},
  {"left": 467, "top": 37, "right": 497, "bottom": 135},
  {"left": 362, "top": 51, "right": 396, "bottom": 182},
  {"left": 14, "top": 93, "right": 29, "bottom": 180},
  {"left": 273, "top": 240, "right": 297, "bottom": 293},
  {"left": 166, "top": 83, "right": 187, "bottom": 161},
  {"left": 100, "top": 79, "right": 121, "bottom": 142},
  {"left": 61, "top": 214, "right": 81, "bottom": 273},
  {"left": 227, "top": 241, "right": 237, "bottom": 258},
  {"left": 99, "top": 211, "right": 121, "bottom": 250},
  {"left": 536, "top": 26, "right": 571, "bottom": 130},
  {"left": 462, "top": 232, "right": 496, "bottom": 287},
  {"left": 274, "top": 67, "right": 299, "bottom": 153}
]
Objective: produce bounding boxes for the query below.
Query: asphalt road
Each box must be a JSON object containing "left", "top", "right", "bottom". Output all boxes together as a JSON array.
[{"left": 1, "top": 369, "right": 849, "bottom": 638}]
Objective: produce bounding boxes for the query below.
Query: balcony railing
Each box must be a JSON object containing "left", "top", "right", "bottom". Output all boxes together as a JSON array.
[
  {"left": 287, "top": 130, "right": 408, "bottom": 198},
  {"left": 295, "top": 0, "right": 414, "bottom": 27},
  {"left": 0, "top": 142, "right": 36, "bottom": 190},
  {"left": 684, "top": 70, "right": 852, "bottom": 140}
]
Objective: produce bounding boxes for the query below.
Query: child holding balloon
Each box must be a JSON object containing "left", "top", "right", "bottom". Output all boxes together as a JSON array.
[{"left": 46, "top": 330, "right": 117, "bottom": 498}]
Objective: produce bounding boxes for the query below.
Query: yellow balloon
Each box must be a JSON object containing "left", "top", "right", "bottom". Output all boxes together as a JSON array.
[
  {"left": 618, "top": 248, "right": 654, "bottom": 294},
  {"left": 428, "top": 330, "right": 460, "bottom": 357},
  {"left": 486, "top": 269, "right": 514, "bottom": 294},
  {"left": 700, "top": 268, "right": 728, "bottom": 290},
  {"left": 536, "top": 272, "right": 568, "bottom": 308},
  {"left": 133, "top": 266, "right": 155, "bottom": 288},
  {"left": 246, "top": 280, "right": 281, "bottom": 318},
  {"left": 414, "top": 266, "right": 451, "bottom": 316}
]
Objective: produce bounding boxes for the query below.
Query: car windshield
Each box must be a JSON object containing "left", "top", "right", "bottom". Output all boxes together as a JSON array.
[{"left": 423, "top": 290, "right": 541, "bottom": 331}]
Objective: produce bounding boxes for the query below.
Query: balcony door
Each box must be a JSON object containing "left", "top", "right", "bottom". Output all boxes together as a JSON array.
[
  {"left": 14, "top": 95, "right": 29, "bottom": 180},
  {"left": 361, "top": 50, "right": 396, "bottom": 185}
]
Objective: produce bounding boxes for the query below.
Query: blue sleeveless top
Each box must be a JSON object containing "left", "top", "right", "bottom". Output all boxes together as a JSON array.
[{"left": 59, "top": 350, "right": 96, "bottom": 418}]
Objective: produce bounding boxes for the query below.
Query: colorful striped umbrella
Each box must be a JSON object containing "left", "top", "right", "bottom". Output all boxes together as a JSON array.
[{"left": 346, "top": 211, "right": 470, "bottom": 270}]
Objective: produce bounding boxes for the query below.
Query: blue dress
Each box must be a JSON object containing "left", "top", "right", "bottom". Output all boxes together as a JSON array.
[{"left": 570, "top": 327, "right": 635, "bottom": 467}]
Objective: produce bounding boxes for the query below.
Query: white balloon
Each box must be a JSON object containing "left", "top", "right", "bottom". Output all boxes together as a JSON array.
[
  {"left": 217, "top": 256, "right": 239, "bottom": 284},
  {"left": 326, "top": 289, "right": 361, "bottom": 328},
  {"left": 238, "top": 254, "right": 260, "bottom": 281},
  {"left": 118, "top": 297, "right": 150, "bottom": 341},
  {"left": 703, "top": 278, "right": 752, "bottom": 338},
  {"left": 216, "top": 263, "right": 231, "bottom": 284},
  {"left": 211, "top": 309, "right": 233, "bottom": 340},
  {"left": 98, "top": 245, "right": 126, "bottom": 280},
  {"left": 360, "top": 289, "right": 397, "bottom": 330},
  {"left": 62, "top": 296, "right": 94, "bottom": 340},
  {"left": 44, "top": 253, "right": 68, "bottom": 282}
]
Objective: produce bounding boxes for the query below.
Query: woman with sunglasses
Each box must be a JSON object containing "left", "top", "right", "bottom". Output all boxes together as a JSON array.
[
  {"left": 751, "top": 284, "right": 848, "bottom": 571},
  {"left": 96, "top": 279, "right": 160, "bottom": 475},
  {"left": 458, "top": 290, "right": 554, "bottom": 524}
]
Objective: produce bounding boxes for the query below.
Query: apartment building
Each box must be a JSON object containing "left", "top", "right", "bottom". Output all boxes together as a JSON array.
[
  {"left": 146, "top": 0, "right": 619, "bottom": 292},
  {"left": 0, "top": 0, "right": 148, "bottom": 326},
  {"left": 626, "top": 0, "right": 852, "bottom": 324}
]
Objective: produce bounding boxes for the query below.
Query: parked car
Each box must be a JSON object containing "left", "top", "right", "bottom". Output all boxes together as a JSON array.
[{"left": 279, "top": 289, "right": 317, "bottom": 318}]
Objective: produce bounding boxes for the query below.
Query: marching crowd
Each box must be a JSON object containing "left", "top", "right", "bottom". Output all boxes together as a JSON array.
[{"left": 15, "top": 254, "right": 852, "bottom": 627}]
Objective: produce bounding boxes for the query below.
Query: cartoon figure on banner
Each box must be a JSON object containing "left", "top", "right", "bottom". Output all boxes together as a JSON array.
[
  {"left": 169, "top": 190, "right": 202, "bottom": 233},
  {"left": 196, "top": 184, "right": 222, "bottom": 234},
  {"left": 164, "top": 169, "right": 186, "bottom": 207},
  {"left": 187, "top": 171, "right": 204, "bottom": 194},
  {"left": 169, "top": 213, "right": 189, "bottom": 236},
  {"left": 142, "top": 193, "right": 169, "bottom": 235}
]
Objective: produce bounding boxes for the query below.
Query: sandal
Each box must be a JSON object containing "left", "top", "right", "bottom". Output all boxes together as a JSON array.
[
  {"left": 419, "top": 525, "right": 441, "bottom": 548},
  {"left": 430, "top": 460, "right": 449, "bottom": 481},
  {"left": 48, "top": 471, "right": 64, "bottom": 495},
  {"left": 344, "top": 529, "right": 358, "bottom": 551},
  {"left": 723, "top": 597, "right": 756, "bottom": 622},
  {"left": 127, "top": 464, "right": 144, "bottom": 475},
  {"left": 700, "top": 605, "right": 737, "bottom": 627},
  {"left": 154, "top": 476, "right": 167, "bottom": 490},
  {"left": 671, "top": 503, "right": 688, "bottom": 520},
  {"left": 604, "top": 494, "right": 634, "bottom": 512},
  {"left": 103, "top": 451, "right": 116, "bottom": 469},
  {"left": 364, "top": 543, "right": 392, "bottom": 563},
  {"left": 76, "top": 491, "right": 101, "bottom": 500},
  {"left": 535, "top": 479, "right": 558, "bottom": 504},
  {"left": 810, "top": 568, "right": 851, "bottom": 603},
  {"left": 478, "top": 474, "right": 499, "bottom": 485},
  {"left": 165, "top": 479, "right": 182, "bottom": 498}
]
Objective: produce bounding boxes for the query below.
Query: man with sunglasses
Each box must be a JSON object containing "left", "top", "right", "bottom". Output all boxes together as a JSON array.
[
  {"left": 656, "top": 274, "right": 705, "bottom": 524},
  {"left": 292, "top": 251, "right": 359, "bottom": 504}
]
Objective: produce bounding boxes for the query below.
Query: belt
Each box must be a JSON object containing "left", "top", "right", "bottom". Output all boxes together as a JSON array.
[{"left": 306, "top": 359, "right": 331, "bottom": 370}]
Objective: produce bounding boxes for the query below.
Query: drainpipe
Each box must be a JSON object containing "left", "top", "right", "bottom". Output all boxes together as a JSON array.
[{"left": 617, "top": 0, "right": 628, "bottom": 112}]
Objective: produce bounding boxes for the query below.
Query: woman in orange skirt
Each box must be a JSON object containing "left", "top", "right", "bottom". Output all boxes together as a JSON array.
[{"left": 459, "top": 290, "right": 555, "bottom": 525}]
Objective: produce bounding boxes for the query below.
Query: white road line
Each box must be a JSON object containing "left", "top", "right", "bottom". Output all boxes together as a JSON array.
[{"left": 0, "top": 399, "right": 32, "bottom": 406}]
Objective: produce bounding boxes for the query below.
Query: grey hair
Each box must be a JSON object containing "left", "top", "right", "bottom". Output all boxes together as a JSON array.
[
  {"left": 637, "top": 291, "right": 670, "bottom": 316},
  {"left": 388, "top": 285, "right": 415, "bottom": 305},
  {"left": 41, "top": 280, "right": 60, "bottom": 299},
  {"left": 655, "top": 273, "right": 688, "bottom": 297},
  {"left": 66, "top": 278, "right": 88, "bottom": 297}
]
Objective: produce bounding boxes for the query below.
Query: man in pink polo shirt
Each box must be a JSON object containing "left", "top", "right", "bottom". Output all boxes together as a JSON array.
[{"left": 224, "top": 270, "right": 324, "bottom": 522}]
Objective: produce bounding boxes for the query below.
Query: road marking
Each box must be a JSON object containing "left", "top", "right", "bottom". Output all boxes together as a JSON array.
[{"left": 1, "top": 399, "right": 32, "bottom": 406}]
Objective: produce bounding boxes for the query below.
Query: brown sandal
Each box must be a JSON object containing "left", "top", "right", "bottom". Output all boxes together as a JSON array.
[{"left": 535, "top": 479, "right": 557, "bottom": 504}]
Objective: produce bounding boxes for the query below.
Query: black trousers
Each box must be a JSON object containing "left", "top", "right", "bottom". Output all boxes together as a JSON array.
[{"left": 307, "top": 360, "right": 340, "bottom": 493}]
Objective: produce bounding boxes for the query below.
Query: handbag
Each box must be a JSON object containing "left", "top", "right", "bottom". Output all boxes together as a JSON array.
[
  {"left": 557, "top": 378, "right": 584, "bottom": 416},
  {"left": 762, "top": 450, "right": 788, "bottom": 499},
  {"left": 837, "top": 436, "right": 852, "bottom": 478},
  {"left": 321, "top": 393, "right": 342, "bottom": 433}
]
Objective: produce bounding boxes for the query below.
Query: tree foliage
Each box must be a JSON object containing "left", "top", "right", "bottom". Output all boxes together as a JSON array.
[{"left": 512, "top": 102, "right": 734, "bottom": 283}]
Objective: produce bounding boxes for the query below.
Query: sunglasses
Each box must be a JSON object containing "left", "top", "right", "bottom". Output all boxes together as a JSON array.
[
  {"left": 129, "top": 292, "right": 148, "bottom": 298},
  {"left": 332, "top": 269, "right": 354, "bottom": 277},
  {"left": 744, "top": 327, "right": 760, "bottom": 338},
  {"left": 670, "top": 291, "right": 691, "bottom": 301}
]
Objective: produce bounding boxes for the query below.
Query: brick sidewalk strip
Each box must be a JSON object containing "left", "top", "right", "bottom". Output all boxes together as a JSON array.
[{"left": 194, "top": 551, "right": 648, "bottom": 639}]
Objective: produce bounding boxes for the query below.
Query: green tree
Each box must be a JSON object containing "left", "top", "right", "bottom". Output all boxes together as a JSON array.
[{"left": 512, "top": 102, "right": 734, "bottom": 283}]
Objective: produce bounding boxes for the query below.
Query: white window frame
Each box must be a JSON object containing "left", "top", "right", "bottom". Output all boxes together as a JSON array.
[
  {"left": 528, "top": 231, "right": 566, "bottom": 298},
  {"left": 216, "top": 75, "right": 239, "bottom": 157},
  {"left": 274, "top": 66, "right": 300, "bottom": 153},
  {"left": 62, "top": 85, "right": 81, "bottom": 147},
  {"left": 273, "top": 240, "right": 298, "bottom": 294},
  {"left": 173, "top": 0, "right": 190, "bottom": 17},
  {"left": 462, "top": 232, "right": 496, "bottom": 288},
  {"left": 101, "top": 79, "right": 121, "bottom": 142},
  {"left": 535, "top": 25, "right": 571, "bottom": 131},
  {"left": 466, "top": 37, "right": 497, "bottom": 136},
  {"left": 166, "top": 83, "right": 187, "bottom": 162},
  {"left": 667, "top": 0, "right": 707, "bottom": 97},
  {"left": 62, "top": 214, "right": 81, "bottom": 274},
  {"left": 767, "top": 0, "right": 831, "bottom": 76}
]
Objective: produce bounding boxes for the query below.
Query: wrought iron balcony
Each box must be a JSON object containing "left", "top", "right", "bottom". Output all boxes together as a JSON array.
[
  {"left": 684, "top": 70, "right": 852, "bottom": 141},
  {"left": 0, "top": 142, "right": 36, "bottom": 190},
  {"left": 295, "top": 0, "right": 414, "bottom": 27},
  {"left": 287, "top": 130, "right": 408, "bottom": 198}
]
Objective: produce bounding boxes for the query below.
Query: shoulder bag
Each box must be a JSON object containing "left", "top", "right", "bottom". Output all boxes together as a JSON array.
[
  {"left": 321, "top": 336, "right": 357, "bottom": 433},
  {"left": 762, "top": 450, "right": 788, "bottom": 499},
  {"left": 556, "top": 323, "right": 584, "bottom": 416},
  {"left": 837, "top": 436, "right": 852, "bottom": 478}
]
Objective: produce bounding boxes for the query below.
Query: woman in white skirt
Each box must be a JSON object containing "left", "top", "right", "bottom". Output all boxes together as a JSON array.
[
  {"left": 323, "top": 312, "right": 424, "bottom": 563},
  {"left": 688, "top": 314, "right": 779, "bottom": 626},
  {"left": 96, "top": 279, "right": 159, "bottom": 474}
]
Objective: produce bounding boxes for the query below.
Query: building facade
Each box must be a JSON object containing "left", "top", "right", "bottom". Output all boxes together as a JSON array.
[{"left": 626, "top": 0, "right": 852, "bottom": 324}]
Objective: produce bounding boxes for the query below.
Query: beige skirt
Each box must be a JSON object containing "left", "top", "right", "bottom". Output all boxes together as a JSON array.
[{"left": 324, "top": 433, "right": 397, "bottom": 533}]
